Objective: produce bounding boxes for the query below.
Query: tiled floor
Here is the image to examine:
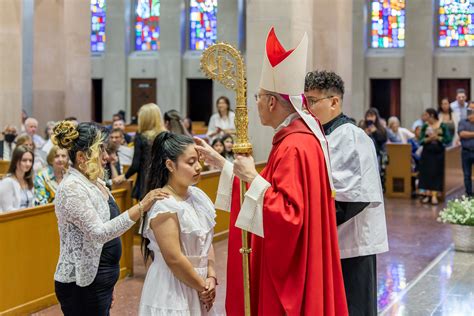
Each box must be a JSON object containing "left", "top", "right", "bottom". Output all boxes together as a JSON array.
[{"left": 36, "top": 194, "right": 470, "bottom": 316}]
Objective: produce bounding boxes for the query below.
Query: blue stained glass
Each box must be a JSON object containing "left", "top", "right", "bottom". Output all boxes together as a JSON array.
[
  {"left": 135, "top": 0, "right": 160, "bottom": 51},
  {"left": 438, "top": 0, "right": 474, "bottom": 47},
  {"left": 91, "top": 0, "right": 106, "bottom": 53},
  {"left": 370, "top": 0, "right": 406, "bottom": 48},
  {"left": 189, "top": 0, "right": 217, "bottom": 50}
]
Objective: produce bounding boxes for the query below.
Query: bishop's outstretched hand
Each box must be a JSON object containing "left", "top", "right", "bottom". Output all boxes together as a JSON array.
[{"left": 194, "top": 137, "right": 227, "bottom": 170}]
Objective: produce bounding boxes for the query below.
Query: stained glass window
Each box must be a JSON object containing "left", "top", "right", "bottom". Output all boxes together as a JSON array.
[
  {"left": 370, "top": 0, "right": 406, "bottom": 48},
  {"left": 135, "top": 0, "right": 160, "bottom": 51},
  {"left": 91, "top": 0, "right": 106, "bottom": 53},
  {"left": 190, "top": 0, "right": 218, "bottom": 50},
  {"left": 439, "top": 0, "right": 474, "bottom": 47}
]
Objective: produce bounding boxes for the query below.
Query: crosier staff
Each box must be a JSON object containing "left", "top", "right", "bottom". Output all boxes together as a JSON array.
[{"left": 200, "top": 43, "right": 252, "bottom": 316}]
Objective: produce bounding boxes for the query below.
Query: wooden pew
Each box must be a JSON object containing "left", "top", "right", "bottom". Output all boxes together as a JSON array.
[
  {"left": 0, "top": 181, "right": 134, "bottom": 315},
  {"left": 196, "top": 161, "right": 267, "bottom": 242},
  {"left": 0, "top": 160, "right": 9, "bottom": 175},
  {"left": 385, "top": 144, "right": 413, "bottom": 198},
  {"left": 192, "top": 121, "right": 208, "bottom": 135},
  {"left": 444, "top": 145, "right": 464, "bottom": 198}
]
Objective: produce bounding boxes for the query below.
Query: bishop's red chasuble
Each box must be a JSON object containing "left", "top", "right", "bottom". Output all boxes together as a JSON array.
[{"left": 225, "top": 118, "right": 348, "bottom": 316}]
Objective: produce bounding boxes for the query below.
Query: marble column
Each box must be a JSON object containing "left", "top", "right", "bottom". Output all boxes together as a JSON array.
[
  {"left": 63, "top": 0, "right": 91, "bottom": 122},
  {"left": 351, "top": 0, "right": 368, "bottom": 119},
  {"left": 33, "top": 0, "right": 91, "bottom": 128},
  {"left": 33, "top": 0, "right": 66, "bottom": 127},
  {"left": 0, "top": 0, "right": 23, "bottom": 131},
  {"left": 158, "top": 0, "right": 184, "bottom": 114},
  {"left": 401, "top": 1, "right": 434, "bottom": 125},
  {"left": 213, "top": 0, "right": 239, "bottom": 110},
  {"left": 103, "top": 0, "right": 129, "bottom": 121}
]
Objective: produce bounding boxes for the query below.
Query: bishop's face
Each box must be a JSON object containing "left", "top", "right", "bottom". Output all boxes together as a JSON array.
[
  {"left": 304, "top": 89, "right": 339, "bottom": 124},
  {"left": 256, "top": 89, "right": 272, "bottom": 126}
]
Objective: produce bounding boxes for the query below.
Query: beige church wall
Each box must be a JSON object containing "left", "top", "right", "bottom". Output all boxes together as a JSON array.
[
  {"left": 0, "top": 0, "right": 23, "bottom": 131},
  {"left": 32, "top": 0, "right": 91, "bottom": 129},
  {"left": 91, "top": 56, "right": 105, "bottom": 79},
  {"left": 63, "top": 0, "right": 91, "bottom": 122},
  {"left": 32, "top": 0, "right": 66, "bottom": 129}
]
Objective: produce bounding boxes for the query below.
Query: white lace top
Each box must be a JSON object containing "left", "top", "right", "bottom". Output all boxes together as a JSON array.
[{"left": 54, "top": 168, "right": 135, "bottom": 286}]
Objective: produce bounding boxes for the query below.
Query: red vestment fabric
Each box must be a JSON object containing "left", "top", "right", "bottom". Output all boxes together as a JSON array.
[{"left": 225, "top": 118, "right": 348, "bottom": 316}]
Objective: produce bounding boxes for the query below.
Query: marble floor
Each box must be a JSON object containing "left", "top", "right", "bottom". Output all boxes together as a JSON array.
[{"left": 35, "top": 193, "right": 472, "bottom": 316}]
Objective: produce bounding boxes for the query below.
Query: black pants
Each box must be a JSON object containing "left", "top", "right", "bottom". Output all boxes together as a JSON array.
[
  {"left": 462, "top": 148, "right": 474, "bottom": 196},
  {"left": 341, "top": 254, "right": 377, "bottom": 316},
  {"left": 55, "top": 265, "right": 119, "bottom": 316}
]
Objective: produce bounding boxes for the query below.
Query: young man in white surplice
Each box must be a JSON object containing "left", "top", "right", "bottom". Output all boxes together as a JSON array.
[{"left": 139, "top": 132, "right": 218, "bottom": 315}]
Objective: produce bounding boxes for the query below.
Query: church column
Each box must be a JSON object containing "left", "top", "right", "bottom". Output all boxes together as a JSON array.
[
  {"left": 0, "top": 0, "right": 23, "bottom": 130},
  {"left": 351, "top": 0, "right": 367, "bottom": 119},
  {"left": 212, "top": 0, "right": 239, "bottom": 109},
  {"left": 158, "top": 0, "right": 184, "bottom": 114},
  {"left": 401, "top": 1, "right": 434, "bottom": 125},
  {"left": 103, "top": 0, "right": 129, "bottom": 121},
  {"left": 63, "top": 0, "right": 91, "bottom": 121},
  {"left": 33, "top": 0, "right": 91, "bottom": 127},
  {"left": 33, "top": 0, "right": 66, "bottom": 126}
]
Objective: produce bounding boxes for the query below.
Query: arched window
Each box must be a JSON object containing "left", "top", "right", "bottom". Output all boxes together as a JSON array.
[
  {"left": 91, "top": 0, "right": 106, "bottom": 53},
  {"left": 135, "top": 0, "right": 160, "bottom": 51},
  {"left": 370, "top": 0, "right": 406, "bottom": 48},
  {"left": 190, "top": 0, "right": 218, "bottom": 50},
  {"left": 439, "top": 0, "right": 474, "bottom": 47}
]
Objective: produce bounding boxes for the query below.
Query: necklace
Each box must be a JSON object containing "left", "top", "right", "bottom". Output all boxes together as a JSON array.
[{"left": 166, "top": 184, "right": 188, "bottom": 201}]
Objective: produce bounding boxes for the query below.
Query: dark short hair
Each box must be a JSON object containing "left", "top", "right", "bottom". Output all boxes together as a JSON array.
[
  {"left": 456, "top": 88, "right": 466, "bottom": 95},
  {"left": 425, "top": 108, "right": 439, "bottom": 120},
  {"left": 304, "top": 70, "right": 345, "bottom": 98},
  {"left": 110, "top": 128, "right": 124, "bottom": 136}
]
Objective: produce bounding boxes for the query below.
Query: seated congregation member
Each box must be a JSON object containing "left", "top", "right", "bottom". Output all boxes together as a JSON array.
[
  {"left": 16, "top": 134, "right": 47, "bottom": 173},
  {"left": 418, "top": 108, "right": 452, "bottom": 205},
  {"left": 24, "top": 117, "right": 46, "bottom": 149},
  {"left": 0, "top": 145, "right": 35, "bottom": 212},
  {"left": 42, "top": 121, "right": 57, "bottom": 154},
  {"left": 112, "top": 118, "right": 132, "bottom": 144},
  {"left": 221, "top": 134, "right": 235, "bottom": 162},
  {"left": 139, "top": 132, "right": 217, "bottom": 315},
  {"left": 104, "top": 142, "right": 121, "bottom": 189},
  {"left": 34, "top": 146, "right": 69, "bottom": 205},
  {"left": 206, "top": 96, "right": 236, "bottom": 142},
  {"left": 0, "top": 124, "right": 17, "bottom": 160},
  {"left": 52, "top": 121, "right": 168, "bottom": 316},
  {"left": 387, "top": 116, "right": 415, "bottom": 144},
  {"left": 109, "top": 128, "right": 134, "bottom": 165},
  {"left": 205, "top": 138, "right": 225, "bottom": 171},
  {"left": 113, "top": 103, "right": 166, "bottom": 200}
]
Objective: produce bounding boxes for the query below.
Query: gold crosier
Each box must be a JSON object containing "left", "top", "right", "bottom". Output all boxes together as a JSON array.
[{"left": 200, "top": 43, "right": 252, "bottom": 316}]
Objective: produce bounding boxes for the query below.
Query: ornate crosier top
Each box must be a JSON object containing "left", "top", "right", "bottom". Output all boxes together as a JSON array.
[{"left": 200, "top": 42, "right": 252, "bottom": 155}]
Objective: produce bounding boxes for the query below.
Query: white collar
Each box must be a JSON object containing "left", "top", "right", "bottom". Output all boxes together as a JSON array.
[{"left": 275, "top": 112, "right": 300, "bottom": 133}]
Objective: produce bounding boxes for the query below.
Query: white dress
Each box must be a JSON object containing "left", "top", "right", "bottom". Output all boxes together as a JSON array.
[{"left": 139, "top": 186, "right": 217, "bottom": 316}]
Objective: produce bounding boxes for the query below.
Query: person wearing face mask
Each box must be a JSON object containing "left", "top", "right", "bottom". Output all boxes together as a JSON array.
[
  {"left": 0, "top": 145, "right": 35, "bottom": 212},
  {"left": 0, "top": 125, "right": 18, "bottom": 160},
  {"left": 34, "top": 146, "right": 69, "bottom": 205}
]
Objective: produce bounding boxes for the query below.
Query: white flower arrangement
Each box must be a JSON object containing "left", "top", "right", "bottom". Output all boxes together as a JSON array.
[{"left": 438, "top": 196, "right": 474, "bottom": 226}]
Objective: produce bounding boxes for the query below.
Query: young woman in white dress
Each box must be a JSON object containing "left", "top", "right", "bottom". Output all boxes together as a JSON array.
[{"left": 139, "top": 132, "right": 217, "bottom": 315}]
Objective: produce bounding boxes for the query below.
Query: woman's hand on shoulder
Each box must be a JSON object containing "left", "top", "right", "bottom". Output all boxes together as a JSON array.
[{"left": 141, "top": 188, "right": 170, "bottom": 212}]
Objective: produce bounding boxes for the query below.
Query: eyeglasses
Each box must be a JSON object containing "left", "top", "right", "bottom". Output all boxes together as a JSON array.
[
  {"left": 307, "top": 95, "right": 335, "bottom": 106},
  {"left": 254, "top": 93, "right": 273, "bottom": 101}
]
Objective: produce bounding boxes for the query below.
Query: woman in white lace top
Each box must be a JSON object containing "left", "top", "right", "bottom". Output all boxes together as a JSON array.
[
  {"left": 52, "top": 121, "right": 168, "bottom": 316},
  {"left": 139, "top": 132, "right": 217, "bottom": 315}
]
